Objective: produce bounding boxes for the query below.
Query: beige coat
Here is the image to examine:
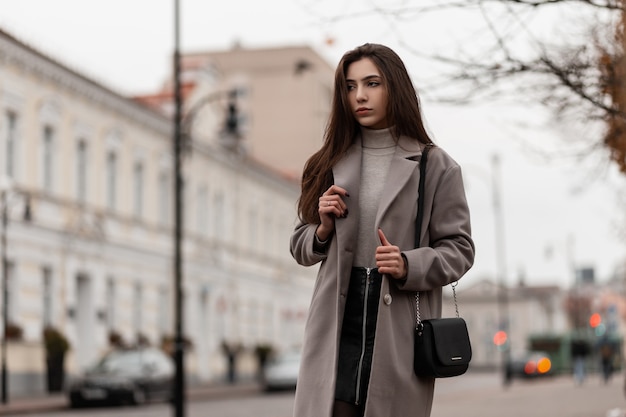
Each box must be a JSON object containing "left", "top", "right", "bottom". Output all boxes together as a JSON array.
[{"left": 290, "top": 136, "right": 475, "bottom": 417}]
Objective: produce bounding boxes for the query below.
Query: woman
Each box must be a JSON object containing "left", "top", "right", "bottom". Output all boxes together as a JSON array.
[{"left": 290, "top": 43, "right": 475, "bottom": 417}]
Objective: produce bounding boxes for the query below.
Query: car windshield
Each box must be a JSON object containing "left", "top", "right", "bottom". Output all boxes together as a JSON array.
[{"left": 90, "top": 351, "right": 145, "bottom": 375}]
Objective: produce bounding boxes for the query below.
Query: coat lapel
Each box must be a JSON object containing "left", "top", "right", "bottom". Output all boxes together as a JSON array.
[
  {"left": 375, "top": 136, "right": 422, "bottom": 227},
  {"left": 332, "top": 138, "right": 362, "bottom": 291}
]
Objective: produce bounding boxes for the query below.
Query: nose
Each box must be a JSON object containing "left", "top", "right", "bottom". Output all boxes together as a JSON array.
[{"left": 356, "top": 85, "right": 367, "bottom": 102}]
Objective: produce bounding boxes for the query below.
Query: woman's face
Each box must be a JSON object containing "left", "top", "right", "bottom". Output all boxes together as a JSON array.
[{"left": 345, "top": 57, "right": 389, "bottom": 130}]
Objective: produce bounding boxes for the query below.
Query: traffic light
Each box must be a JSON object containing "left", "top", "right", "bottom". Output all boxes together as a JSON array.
[
  {"left": 224, "top": 89, "right": 239, "bottom": 137},
  {"left": 589, "top": 313, "right": 601, "bottom": 328},
  {"left": 225, "top": 102, "right": 238, "bottom": 135},
  {"left": 493, "top": 330, "right": 508, "bottom": 347}
]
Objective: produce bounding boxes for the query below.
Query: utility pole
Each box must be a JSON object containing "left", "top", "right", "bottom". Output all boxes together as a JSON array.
[
  {"left": 491, "top": 154, "right": 511, "bottom": 386},
  {"left": 172, "top": 0, "right": 185, "bottom": 415}
]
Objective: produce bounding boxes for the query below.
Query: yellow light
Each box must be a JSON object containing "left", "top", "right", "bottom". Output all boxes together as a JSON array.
[
  {"left": 537, "top": 357, "right": 551, "bottom": 374},
  {"left": 493, "top": 330, "right": 508, "bottom": 346},
  {"left": 589, "top": 313, "right": 601, "bottom": 328}
]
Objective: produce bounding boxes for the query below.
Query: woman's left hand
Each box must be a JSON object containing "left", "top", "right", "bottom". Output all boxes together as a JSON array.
[{"left": 375, "top": 228, "right": 407, "bottom": 279}]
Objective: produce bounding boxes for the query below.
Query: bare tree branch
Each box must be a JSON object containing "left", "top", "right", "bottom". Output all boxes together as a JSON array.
[{"left": 299, "top": 0, "right": 626, "bottom": 174}]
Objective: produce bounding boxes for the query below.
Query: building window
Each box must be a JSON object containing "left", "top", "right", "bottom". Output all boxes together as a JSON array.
[
  {"left": 106, "top": 152, "right": 117, "bottom": 211},
  {"left": 6, "top": 261, "right": 16, "bottom": 324},
  {"left": 214, "top": 192, "right": 224, "bottom": 238},
  {"left": 106, "top": 278, "right": 115, "bottom": 330},
  {"left": 248, "top": 207, "right": 258, "bottom": 250},
  {"left": 158, "top": 286, "right": 169, "bottom": 335},
  {"left": 42, "top": 125, "right": 54, "bottom": 192},
  {"left": 133, "top": 161, "right": 144, "bottom": 218},
  {"left": 264, "top": 214, "right": 274, "bottom": 256},
  {"left": 76, "top": 140, "right": 88, "bottom": 203},
  {"left": 183, "top": 180, "right": 191, "bottom": 233},
  {"left": 158, "top": 171, "right": 170, "bottom": 225},
  {"left": 133, "top": 282, "right": 143, "bottom": 335},
  {"left": 42, "top": 267, "right": 53, "bottom": 327},
  {"left": 4, "top": 111, "right": 17, "bottom": 178},
  {"left": 197, "top": 185, "right": 208, "bottom": 236}
]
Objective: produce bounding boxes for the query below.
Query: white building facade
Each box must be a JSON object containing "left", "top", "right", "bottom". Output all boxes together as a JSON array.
[{"left": 0, "top": 28, "right": 315, "bottom": 395}]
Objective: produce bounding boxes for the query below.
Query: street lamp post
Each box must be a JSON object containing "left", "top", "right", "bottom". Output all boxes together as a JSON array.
[
  {"left": 491, "top": 154, "right": 511, "bottom": 385},
  {"left": 172, "top": 1, "right": 185, "bottom": 416},
  {"left": 169, "top": 79, "right": 239, "bottom": 416},
  {"left": 171, "top": 4, "right": 241, "bottom": 415}
]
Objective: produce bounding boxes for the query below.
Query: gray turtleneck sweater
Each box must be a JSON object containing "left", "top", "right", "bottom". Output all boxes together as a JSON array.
[{"left": 354, "top": 127, "right": 397, "bottom": 267}]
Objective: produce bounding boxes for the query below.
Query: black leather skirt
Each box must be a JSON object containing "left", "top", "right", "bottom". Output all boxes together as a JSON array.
[{"left": 335, "top": 267, "right": 382, "bottom": 407}]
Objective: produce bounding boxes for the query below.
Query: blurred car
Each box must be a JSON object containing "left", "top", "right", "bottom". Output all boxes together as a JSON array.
[
  {"left": 263, "top": 350, "right": 301, "bottom": 391},
  {"left": 68, "top": 347, "right": 174, "bottom": 408},
  {"left": 505, "top": 351, "right": 553, "bottom": 380}
]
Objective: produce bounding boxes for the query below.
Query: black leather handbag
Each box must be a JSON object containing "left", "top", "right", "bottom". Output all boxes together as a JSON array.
[
  {"left": 412, "top": 145, "right": 472, "bottom": 378},
  {"left": 413, "top": 315, "right": 472, "bottom": 378}
]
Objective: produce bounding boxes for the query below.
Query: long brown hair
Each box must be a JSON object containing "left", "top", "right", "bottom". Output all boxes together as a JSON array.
[{"left": 297, "top": 43, "right": 433, "bottom": 223}]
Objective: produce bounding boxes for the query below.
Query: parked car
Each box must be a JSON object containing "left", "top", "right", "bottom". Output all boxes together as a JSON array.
[
  {"left": 68, "top": 347, "right": 174, "bottom": 408},
  {"left": 505, "top": 351, "right": 553, "bottom": 380},
  {"left": 263, "top": 350, "right": 301, "bottom": 391}
]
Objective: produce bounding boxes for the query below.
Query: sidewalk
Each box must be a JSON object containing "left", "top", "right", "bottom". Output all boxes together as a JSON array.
[{"left": 0, "top": 380, "right": 263, "bottom": 416}]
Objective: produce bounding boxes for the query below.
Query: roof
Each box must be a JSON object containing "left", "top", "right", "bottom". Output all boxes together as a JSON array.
[
  {"left": 182, "top": 44, "right": 335, "bottom": 75},
  {"left": 0, "top": 27, "right": 168, "bottom": 130}
]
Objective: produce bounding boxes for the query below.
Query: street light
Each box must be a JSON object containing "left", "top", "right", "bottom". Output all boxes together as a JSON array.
[
  {"left": 172, "top": 1, "right": 184, "bottom": 416},
  {"left": 490, "top": 154, "right": 511, "bottom": 386},
  {"left": 172, "top": 4, "right": 242, "bottom": 415},
  {"left": 464, "top": 155, "right": 511, "bottom": 385},
  {"left": 170, "top": 82, "right": 240, "bottom": 416}
]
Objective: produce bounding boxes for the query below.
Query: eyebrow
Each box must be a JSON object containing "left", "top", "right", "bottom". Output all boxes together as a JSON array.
[{"left": 346, "top": 74, "right": 382, "bottom": 83}]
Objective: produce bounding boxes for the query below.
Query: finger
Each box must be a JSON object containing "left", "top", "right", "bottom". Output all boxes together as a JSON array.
[
  {"left": 377, "top": 258, "right": 405, "bottom": 278},
  {"left": 323, "top": 185, "right": 350, "bottom": 197},
  {"left": 319, "top": 198, "right": 336, "bottom": 210},
  {"left": 378, "top": 228, "right": 391, "bottom": 246},
  {"left": 319, "top": 196, "right": 348, "bottom": 217},
  {"left": 376, "top": 252, "right": 401, "bottom": 264}
]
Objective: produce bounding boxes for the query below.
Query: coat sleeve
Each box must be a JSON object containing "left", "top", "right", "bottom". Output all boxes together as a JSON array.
[
  {"left": 290, "top": 221, "right": 329, "bottom": 266},
  {"left": 398, "top": 163, "right": 475, "bottom": 292}
]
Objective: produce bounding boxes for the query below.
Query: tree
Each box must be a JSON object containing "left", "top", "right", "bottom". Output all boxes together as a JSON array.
[
  {"left": 312, "top": 0, "right": 626, "bottom": 174},
  {"left": 598, "top": 5, "right": 626, "bottom": 174},
  {"left": 42, "top": 326, "right": 70, "bottom": 392}
]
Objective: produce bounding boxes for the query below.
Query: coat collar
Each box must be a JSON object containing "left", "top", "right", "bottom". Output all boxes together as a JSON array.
[
  {"left": 376, "top": 135, "right": 422, "bottom": 225},
  {"left": 332, "top": 134, "right": 424, "bottom": 242}
]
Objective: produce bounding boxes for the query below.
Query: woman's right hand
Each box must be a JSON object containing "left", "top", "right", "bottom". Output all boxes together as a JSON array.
[{"left": 316, "top": 185, "right": 349, "bottom": 241}]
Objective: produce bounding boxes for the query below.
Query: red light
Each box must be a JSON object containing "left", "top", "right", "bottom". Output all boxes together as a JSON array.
[
  {"left": 493, "top": 331, "right": 508, "bottom": 346},
  {"left": 524, "top": 361, "right": 537, "bottom": 375},
  {"left": 589, "top": 313, "right": 601, "bottom": 328}
]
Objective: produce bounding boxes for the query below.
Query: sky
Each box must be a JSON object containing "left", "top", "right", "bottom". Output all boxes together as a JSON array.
[{"left": 1, "top": 0, "right": 625, "bottom": 288}]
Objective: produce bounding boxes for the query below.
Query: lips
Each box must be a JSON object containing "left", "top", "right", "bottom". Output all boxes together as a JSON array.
[{"left": 355, "top": 107, "right": 371, "bottom": 115}]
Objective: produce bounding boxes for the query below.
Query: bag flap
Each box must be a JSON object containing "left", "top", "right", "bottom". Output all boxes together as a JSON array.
[{"left": 427, "top": 318, "right": 472, "bottom": 366}]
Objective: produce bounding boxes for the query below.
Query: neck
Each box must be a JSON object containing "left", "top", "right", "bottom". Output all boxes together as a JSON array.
[{"left": 361, "top": 126, "right": 396, "bottom": 149}]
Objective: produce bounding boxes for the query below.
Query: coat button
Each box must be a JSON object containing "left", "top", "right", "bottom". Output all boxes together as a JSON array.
[{"left": 383, "top": 294, "right": 392, "bottom": 305}]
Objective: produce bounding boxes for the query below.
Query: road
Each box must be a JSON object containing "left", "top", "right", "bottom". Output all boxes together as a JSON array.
[
  {"left": 18, "top": 372, "right": 626, "bottom": 417},
  {"left": 432, "top": 372, "right": 625, "bottom": 417}
]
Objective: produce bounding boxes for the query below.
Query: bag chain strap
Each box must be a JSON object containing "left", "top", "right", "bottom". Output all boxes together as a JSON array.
[
  {"left": 412, "top": 143, "right": 461, "bottom": 333},
  {"left": 415, "top": 282, "right": 460, "bottom": 332}
]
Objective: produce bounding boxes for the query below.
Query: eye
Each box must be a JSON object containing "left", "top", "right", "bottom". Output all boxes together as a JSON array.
[
  {"left": 347, "top": 84, "right": 356, "bottom": 91},
  {"left": 368, "top": 81, "right": 380, "bottom": 87}
]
